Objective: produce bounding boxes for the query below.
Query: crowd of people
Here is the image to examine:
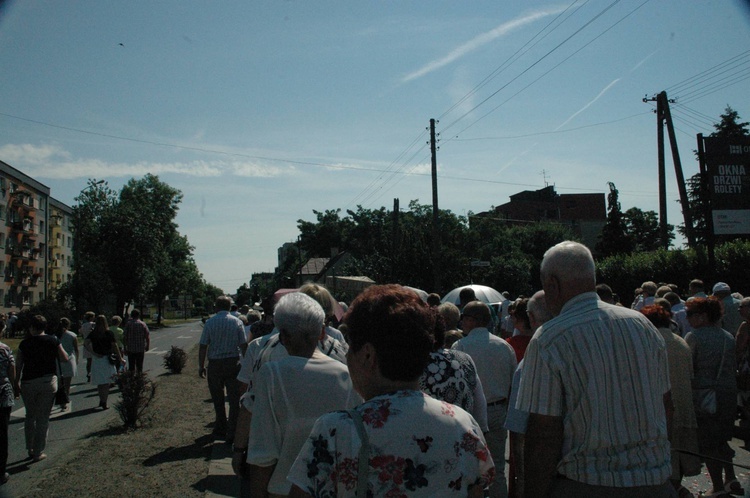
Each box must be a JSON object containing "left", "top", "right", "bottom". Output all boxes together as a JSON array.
[
  {"left": 0, "top": 237, "right": 746, "bottom": 496},
  {"left": 0, "top": 309, "right": 150, "bottom": 486},
  {"left": 195, "top": 240, "right": 750, "bottom": 498}
]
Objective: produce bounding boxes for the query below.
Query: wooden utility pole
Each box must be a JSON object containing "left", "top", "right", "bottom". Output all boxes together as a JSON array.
[
  {"left": 644, "top": 91, "right": 696, "bottom": 249},
  {"left": 430, "top": 119, "right": 441, "bottom": 293},
  {"left": 392, "top": 198, "right": 400, "bottom": 281}
]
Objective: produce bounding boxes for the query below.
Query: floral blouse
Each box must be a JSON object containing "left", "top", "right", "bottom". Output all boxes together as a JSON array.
[
  {"left": 0, "top": 342, "right": 15, "bottom": 408},
  {"left": 419, "top": 349, "right": 486, "bottom": 428},
  {"left": 287, "top": 389, "right": 495, "bottom": 497}
]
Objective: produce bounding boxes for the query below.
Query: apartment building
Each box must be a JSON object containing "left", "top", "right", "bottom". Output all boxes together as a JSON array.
[
  {"left": 0, "top": 160, "right": 72, "bottom": 313},
  {"left": 48, "top": 197, "right": 74, "bottom": 298}
]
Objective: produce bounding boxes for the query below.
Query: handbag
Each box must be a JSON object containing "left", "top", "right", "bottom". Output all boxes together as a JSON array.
[
  {"left": 692, "top": 337, "right": 727, "bottom": 416},
  {"left": 693, "top": 388, "right": 716, "bottom": 415},
  {"left": 108, "top": 353, "right": 119, "bottom": 366}
]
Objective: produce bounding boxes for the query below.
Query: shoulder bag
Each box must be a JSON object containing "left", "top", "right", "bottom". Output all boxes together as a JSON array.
[{"left": 693, "top": 337, "right": 727, "bottom": 416}]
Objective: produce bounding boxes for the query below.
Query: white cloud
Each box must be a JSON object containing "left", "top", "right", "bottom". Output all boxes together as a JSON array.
[
  {"left": 0, "top": 143, "right": 286, "bottom": 179},
  {"left": 555, "top": 78, "right": 621, "bottom": 130},
  {"left": 400, "top": 7, "right": 568, "bottom": 83}
]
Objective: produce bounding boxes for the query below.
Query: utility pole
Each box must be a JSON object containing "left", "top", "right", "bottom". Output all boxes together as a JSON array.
[
  {"left": 392, "top": 198, "right": 399, "bottom": 281},
  {"left": 429, "top": 119, "right": 441, "bottom": 293},
  {"left": 643, "top": 91, "right": 695, "bottom": 249}
]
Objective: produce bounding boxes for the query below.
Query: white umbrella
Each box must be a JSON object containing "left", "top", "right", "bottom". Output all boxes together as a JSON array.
[
  {"left": 441, "top": 284, "right": 505, "bottom": 306},
  {"left": 402, "top": 286, "right": 429, "bottom": 302}
]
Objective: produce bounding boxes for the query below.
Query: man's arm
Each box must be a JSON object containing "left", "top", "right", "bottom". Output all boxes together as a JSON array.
[
  {"left": 144, "top": 324, "right": 150, "bottom": 351},
  {"left": 231, "top": 406, "right": 253, "bottom": 476},
  {"left": 198, "top": 344, "right": 207, "bottom": 378},
  {"left": 523, "top": 413, "right": 563, "bottom": 498},
  {"left": 248, "top": 463, "right": 275, "bottom": 498}
]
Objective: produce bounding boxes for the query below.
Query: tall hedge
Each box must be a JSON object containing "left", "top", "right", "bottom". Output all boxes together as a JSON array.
[{"left": 595, "top": 240, "right": 750, "bottom": 305}]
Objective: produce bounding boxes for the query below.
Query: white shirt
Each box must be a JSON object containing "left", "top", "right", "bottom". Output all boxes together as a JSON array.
[
  {"left": 517, "top": 292, "right": 671, "bottom": 487},
  {"left": 451, "top": 326, "right": 517, "bottom": 404},
  {"left": 246, "top": 353, "right": 360, "bottom": 495},
  {"left": 238, "top": 330, "right": 348, "bottom": 410}
]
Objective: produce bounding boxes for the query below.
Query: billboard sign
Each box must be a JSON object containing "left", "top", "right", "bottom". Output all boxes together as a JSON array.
[{"left": 703, "top": 136, "right": 750, "bottom": 235}]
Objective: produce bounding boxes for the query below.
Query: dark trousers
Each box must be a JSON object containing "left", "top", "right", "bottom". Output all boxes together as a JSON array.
[
  {"left": 206, "top": 357, "right": 241, "bottom": 439},
  {"left": 550, "top": 476, "right": 677, "bottom": 498},
  {"left": 128, "top": 352, "right": 145, "bottom": 373},
  {"left": 0, "top": 406, "right": 9, "bottom": 474}
]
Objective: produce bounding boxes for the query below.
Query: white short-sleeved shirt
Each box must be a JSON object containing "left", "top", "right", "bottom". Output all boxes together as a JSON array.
[
  {"left": 246, "top": 353, "right": 361, "bottom": 495},
  {"left": 238, "top": 330, "right": 348, "bottom": 410},
  {"left": 517, "top": 292, "right": 671, "bottom": 487},
  {"left": 451, "top": 327, "right": 516, "bottom": 404}
]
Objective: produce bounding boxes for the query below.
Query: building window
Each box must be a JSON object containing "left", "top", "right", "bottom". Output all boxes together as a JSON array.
[
  {"left": 68, "top": 237, "right": 72, "bottom": 248},
  {"left": 0, "top": 205, "right": 4, "bottom": 220},
  {"left": 0, "top": 233, "right": 4, "bottom": 248}
]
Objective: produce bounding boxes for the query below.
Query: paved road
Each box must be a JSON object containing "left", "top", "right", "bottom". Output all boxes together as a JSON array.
[{"left": 5, "top": 320, "right": 204, "bottom": 497}]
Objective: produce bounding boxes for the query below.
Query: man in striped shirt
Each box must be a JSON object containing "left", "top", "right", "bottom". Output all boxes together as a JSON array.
[
  {"left": 199, "top": 296, "right": 248, "bottom": 443},
  {"left": 517, "top": 241, "right": 675, "bottom": 498}
]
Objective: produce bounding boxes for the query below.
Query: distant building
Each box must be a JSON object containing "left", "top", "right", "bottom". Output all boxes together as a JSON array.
[
  {"left": 48, "top": 198, "right": 74, "bottom": 299},
  {"left": 0, "top": 161, "right": 49, "bottom": 311},
  {"left": 0, "top": 160, "right": 75, "bottom": 313},
  {"left": 476, "top": 185, "right": 606, "bottom": 249}
]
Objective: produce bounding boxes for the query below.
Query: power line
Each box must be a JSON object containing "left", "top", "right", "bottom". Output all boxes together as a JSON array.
[
  {"left": 450, "top": 112, "right": 649, "bottom": 141},
  {"left": 439, "top": 0, "right": 629, "bottom": 138},
  {"left": 437, "top": 0, "right": 587, "bottom": 121},
  {"left": 665, "top": 49, "right": 750, "bottom": 94},
  {"left": 441, "top": 0, "right": 652, "bottom": 144}
]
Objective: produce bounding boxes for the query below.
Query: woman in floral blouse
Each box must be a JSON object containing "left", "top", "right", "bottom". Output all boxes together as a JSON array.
[{"left": 288, "top": 284, "right": 495, "bottom": 498}]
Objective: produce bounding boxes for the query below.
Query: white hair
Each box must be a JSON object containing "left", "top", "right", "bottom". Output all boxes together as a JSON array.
[
  {"left": 540, "top": 241, "right": 596, "bottom": 285},
  {"left": 274, "top": 292, "right": 325, "bottom": 342},
  {"left": 527, "top": 290, "right": 553, "bottom": 327}
]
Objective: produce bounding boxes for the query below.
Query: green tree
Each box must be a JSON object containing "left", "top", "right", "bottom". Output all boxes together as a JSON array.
[
  {"left": 712, "top": 106, "right": 750, "bottom": 137},
  {"left": 71, "top": 175, "right": 195, "bottom": 318},
  {"left": 146, "top": 234, "right": 199, "bottom": 324},
  {"left": 622, "top": 207, "right": 674, "bottom": 252},
  {"left": 109, "top": 174, "right": 184, "bottom": 315},
  {"left": 596, "top": 182, "right": 633, "bottom": 257},
  {"left": 71, "top": 179, "right": 118, "bottom": 314}
]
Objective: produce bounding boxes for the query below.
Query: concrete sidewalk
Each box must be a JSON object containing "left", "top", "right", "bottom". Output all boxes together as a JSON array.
[{"left": 204, "top": 440, "right": 240, "bottom": 497}]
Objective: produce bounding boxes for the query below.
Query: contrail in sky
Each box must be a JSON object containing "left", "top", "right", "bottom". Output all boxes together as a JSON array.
[
  {"left": 401, "top": 7, "right": 568, "bottom": 83},
  {"left": 555, "top": 78, "right": 620, "bottom": 130}
]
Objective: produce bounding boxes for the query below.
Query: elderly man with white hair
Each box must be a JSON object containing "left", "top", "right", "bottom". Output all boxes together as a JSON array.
[
  {"left": 232, "top": 292, "right": 360, "bottom": 498},
  {"left": 517, "top": 241, "right": 675, "bottom": 498}
]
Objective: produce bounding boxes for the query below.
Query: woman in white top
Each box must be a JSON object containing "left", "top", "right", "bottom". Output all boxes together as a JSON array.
[{"left": 56, "top": 318, "right": 79, "bottom": 411}]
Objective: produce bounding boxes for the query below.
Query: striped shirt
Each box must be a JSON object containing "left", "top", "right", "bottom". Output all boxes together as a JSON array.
[
  {"left": 516, "top": 292, "right": 671, "bottom": 487},
  {"left": 199, "top": 311, "right": 246, "bottom": 360},
  {"left": 123, "top": 319, "right": 150, "bottom": 353}
]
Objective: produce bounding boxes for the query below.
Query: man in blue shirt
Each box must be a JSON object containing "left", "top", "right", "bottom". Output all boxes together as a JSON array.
[{"left": 199, "top": 295, "right": 247, "bottom": 443}]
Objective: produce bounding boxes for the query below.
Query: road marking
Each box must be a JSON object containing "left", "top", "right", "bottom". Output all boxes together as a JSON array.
[{"left": 146, "top": 349, "right": 167, "bottom": 355}]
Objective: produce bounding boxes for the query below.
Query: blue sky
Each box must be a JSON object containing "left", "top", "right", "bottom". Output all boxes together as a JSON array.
[{"left": 0, "top": 1, "right": 748, "bottom": 293}]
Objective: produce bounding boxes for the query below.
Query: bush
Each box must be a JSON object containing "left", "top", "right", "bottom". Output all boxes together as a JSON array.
[
  {"left": 114, "top": 370, "right": 156, "bottom": 428},
  {"left": 163, "top": 346, "right": 187, "bottom": 374}
]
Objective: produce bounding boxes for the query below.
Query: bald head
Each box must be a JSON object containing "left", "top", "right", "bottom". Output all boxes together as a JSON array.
[
  {"left": 461, "top": 301, "right": 491, "bottom": 333},
  {"left": 527, "top": 290, "right": 553, "bottom": 331},
  {"left": 540, "top": 241, "right": 596, "bottom": 316}
]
